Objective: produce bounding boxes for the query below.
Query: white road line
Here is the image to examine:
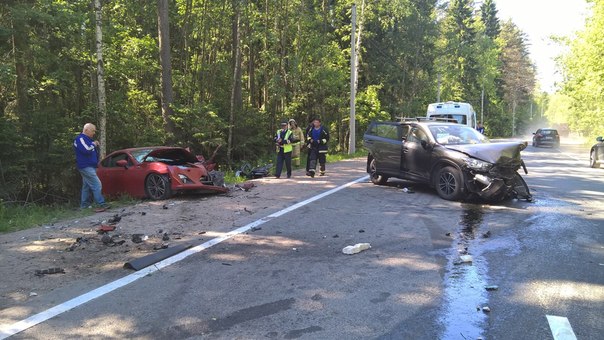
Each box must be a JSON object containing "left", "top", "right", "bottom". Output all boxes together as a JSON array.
[
  {"left": 546, "top": 315, "right": 578, "bottom": 340},
  {"left": 0, "top": 175, "right": 369, "bottom": 339}
]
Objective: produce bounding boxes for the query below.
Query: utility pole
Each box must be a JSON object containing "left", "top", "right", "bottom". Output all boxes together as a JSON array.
[
  {"left": 348, "top": 3, "right": 357, "bottom": 155},
  {"left": 480, "top": 85, "right": 484, "bottom": 124},
  {"left": 437, "top": 73, "right": 441, "bottom": 102}
]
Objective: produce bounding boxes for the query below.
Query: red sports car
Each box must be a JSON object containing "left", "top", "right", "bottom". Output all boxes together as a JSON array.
[{"left": 97, "top": 147, "right": 228, "bottom": 200}]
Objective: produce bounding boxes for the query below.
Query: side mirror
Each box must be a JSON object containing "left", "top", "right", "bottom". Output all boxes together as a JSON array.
[
  {"left": 116, "top": 159, "right": 129, "bottom": 168},
  {"left": 597, "top": 136, "right": 603, "bottom": 142},
  {"left": 532, "top": 132, "right": 536, "bottom": 135}
]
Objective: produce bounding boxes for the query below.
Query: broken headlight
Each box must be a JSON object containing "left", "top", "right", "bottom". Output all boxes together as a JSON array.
[
  {"left": 464, "top": 158, "right": 492, "bottom": 171},
  {"left": 178, "top": 174, "right": 193, "bottom": 184}
]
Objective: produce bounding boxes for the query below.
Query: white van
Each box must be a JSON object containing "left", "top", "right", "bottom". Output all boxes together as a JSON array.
[{"left": 426, "top": 101, "right": 477, "bottom": 129}]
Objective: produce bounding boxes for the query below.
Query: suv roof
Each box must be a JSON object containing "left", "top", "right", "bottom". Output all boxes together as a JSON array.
[{"left": 375, "top": 120, "right": 466, "bottom": 127}]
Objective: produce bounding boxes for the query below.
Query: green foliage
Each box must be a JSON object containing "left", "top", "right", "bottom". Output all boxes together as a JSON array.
[{"left": 559, "top": 0, "right": 604, "bottom": 139}]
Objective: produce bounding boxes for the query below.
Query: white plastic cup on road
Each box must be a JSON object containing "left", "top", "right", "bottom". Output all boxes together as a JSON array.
[{"left": 342, "top": 243, "right": 371, "bottom": 255}]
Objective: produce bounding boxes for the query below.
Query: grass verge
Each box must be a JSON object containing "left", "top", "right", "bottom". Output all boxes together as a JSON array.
[{"left": 0, "top": 195, "right": 139, "bottom": 233}]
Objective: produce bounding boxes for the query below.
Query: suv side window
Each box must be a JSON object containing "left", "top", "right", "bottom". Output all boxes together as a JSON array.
[
  {"left": 376, "top": 124, "right": 400, "bottom": 140},
  {"left": 367, "top": 122, "right": 377, "bottom": 135},
  {"left": 407, "top": 127, "right": 429, "bottom": 144},
  {"left": 401, "top": 125, "right": 411, "bottom": 140}
]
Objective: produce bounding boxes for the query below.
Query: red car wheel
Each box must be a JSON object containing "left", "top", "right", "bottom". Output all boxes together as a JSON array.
[{"left": 145, "top": 173, "right": 173, "bottom": 200}]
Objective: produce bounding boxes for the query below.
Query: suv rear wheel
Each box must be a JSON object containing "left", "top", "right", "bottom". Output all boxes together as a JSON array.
[
  {"left": 435, "top": 166, "right": 464, "bottom": 201},
  {"left": 369, "top": 158, "right": 388, "bottom": 185},
  {"left": 590, "top": 150, "right": 600, "bottom": 168}
]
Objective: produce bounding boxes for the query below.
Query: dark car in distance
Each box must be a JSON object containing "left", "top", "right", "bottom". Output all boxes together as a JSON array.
[
  {"left": 590, "top": 136, "right": 604, "bottom": 168},
  {"left": 532, "top": 128, "right": 560, "bottom": 147},
  {"left": 363, "top": 120, "right": 532, "bottom": 202}
]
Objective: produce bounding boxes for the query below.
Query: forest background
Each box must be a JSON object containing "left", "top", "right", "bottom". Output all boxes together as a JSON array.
[{"left": 0, "top": 0, "right": 601, "bottom": 206}]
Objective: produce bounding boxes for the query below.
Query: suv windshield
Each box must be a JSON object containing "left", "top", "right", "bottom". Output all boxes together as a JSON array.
[{"left": 429, "top": 125, "right": 488, "bottom": 145}]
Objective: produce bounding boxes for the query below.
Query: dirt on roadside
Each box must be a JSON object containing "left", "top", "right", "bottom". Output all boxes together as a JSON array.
[{"left": 0, "top": 159, "right": 367, "bottom": 316}]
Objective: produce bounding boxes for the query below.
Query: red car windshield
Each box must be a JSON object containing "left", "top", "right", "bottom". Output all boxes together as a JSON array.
[{"left": 131, "top": 149, "right": 156, "bottom": 163}]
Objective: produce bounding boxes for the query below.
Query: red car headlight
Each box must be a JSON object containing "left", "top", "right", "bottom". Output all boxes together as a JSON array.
[{"left": 178, "top": 174, "right": 193, "bottom": 184}]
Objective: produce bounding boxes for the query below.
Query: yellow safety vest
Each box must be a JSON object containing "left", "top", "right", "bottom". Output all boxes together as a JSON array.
[{"left": 276, "top": 129, "right": 293, "bottom": 153}]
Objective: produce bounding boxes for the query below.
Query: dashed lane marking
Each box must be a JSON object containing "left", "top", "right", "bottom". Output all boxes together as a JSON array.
[
  {"left": 0, "top": 175, "right": 369, "bottom": 339},
  {"left": 546, "top": 315, "right": 578, "bottom": 340}
]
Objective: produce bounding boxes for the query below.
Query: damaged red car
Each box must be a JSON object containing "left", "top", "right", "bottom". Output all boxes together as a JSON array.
[{"left": 97, "top": 147, "right": 228, "bottom": 200}]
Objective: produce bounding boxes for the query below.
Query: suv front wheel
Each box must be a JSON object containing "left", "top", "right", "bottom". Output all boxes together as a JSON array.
[
  {"left": 369, "top": 158, "right": 388, "bottom": 185},
  {"left": 435, "top": 166, "right": 464, "bottom": 201}
]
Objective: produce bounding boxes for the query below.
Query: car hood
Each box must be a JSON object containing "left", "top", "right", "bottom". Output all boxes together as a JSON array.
[
  {"left": 444, "top": 142, "right": 527, "bottom": 164},
  {"left": 144, "top": 148, "right": 199, "bottom": 164}
]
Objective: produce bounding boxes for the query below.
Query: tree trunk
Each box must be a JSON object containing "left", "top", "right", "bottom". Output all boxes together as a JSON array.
[
  {"left": 158, "top": 0, "right": 177, "bottom": 143},
  {"left": 10, "top": 15, "right": 29, "bottom": 123},
  {"left": 227, "top": 1, "right": 242, "bottom": 166},
  {"left": 94, "top": 0, "right": 107, "bottom": 157}
]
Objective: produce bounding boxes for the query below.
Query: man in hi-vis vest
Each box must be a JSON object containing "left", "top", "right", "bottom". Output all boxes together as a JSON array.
[{"left": 274, "top": 121, "right": 295, "bottom": 178}]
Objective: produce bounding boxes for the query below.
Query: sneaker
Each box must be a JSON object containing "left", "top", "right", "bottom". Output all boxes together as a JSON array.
[
  {"left": 309, "top": 170, "right": 315, "bottom": 178},
  {"left": 319, "top": 172, "right": 325, "bottom": 176}
]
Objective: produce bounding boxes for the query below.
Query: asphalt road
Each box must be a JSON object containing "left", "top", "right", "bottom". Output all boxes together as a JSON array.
[{"left": 4, "top": 141, "right": 604, "bottom": 339}]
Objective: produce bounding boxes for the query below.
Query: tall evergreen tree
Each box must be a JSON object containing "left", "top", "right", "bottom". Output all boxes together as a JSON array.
[
  {"left": 438, "top": 0, "right": 480, "bottom": 104},
  {"left": 481, "top": 0, "right": 501, "bottom": 38}
]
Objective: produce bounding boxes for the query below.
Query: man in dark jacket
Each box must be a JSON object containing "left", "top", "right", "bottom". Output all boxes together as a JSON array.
[
  {"left": 73, "top": 123, "right": 107, "bottom": 209},
  {"left": 306, "top": 118, "right": 329, "bottom": 177}
]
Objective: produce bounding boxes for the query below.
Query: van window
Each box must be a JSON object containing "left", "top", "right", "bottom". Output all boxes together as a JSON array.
[{"left": 429, "top": 114, "right": 467, "bottom": 125}]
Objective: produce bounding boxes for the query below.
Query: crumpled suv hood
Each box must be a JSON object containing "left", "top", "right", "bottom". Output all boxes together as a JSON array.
[{"left": 445, "top": 141, "right": 527, "bottom": 164}]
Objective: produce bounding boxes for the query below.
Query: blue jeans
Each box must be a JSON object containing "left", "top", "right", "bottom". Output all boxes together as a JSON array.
[{"left": 78, "top": 167, "right": 106, "bottom": 208}]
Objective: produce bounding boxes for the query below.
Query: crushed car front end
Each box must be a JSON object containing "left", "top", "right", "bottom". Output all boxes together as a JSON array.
[
  {"left": 450, "top": 142, "right": 532, "bottom": 201},
  {"left": 145, "top": 147, "right": 229, "bottom": 195}
]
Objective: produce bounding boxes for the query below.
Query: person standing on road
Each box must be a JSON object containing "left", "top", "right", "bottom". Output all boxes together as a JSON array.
[
  {"left": 74, "top": 123, "right": 108, "bottom": 210},
  {"left": 274, "top": 121, "right": 295, "bottom": 178},
  {"left": 306, "top": 118, "right": 330, "bottom": 177},
  {"left": 476, "top": 122, "right": 485, "bottom": 134},
  {"left": 289, "top": 119, "right": 304, "bottom": 167}
]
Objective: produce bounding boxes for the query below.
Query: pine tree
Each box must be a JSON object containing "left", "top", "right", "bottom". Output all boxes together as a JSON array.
[{"left": 481, "top": 0, "right": 501, "bottom": 38}]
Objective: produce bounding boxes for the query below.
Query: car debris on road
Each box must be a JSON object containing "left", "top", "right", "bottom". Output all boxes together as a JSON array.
[{"left": 35, "top": 267, "right": 65, "bottom": 276}]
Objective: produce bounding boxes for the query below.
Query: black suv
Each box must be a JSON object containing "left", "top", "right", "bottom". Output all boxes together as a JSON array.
[
  {"left": 532, "top": 128, "right": 560, "bottom": 147},
  {"left": 363, "top": 120, "right": 532, "bottom": 201}
]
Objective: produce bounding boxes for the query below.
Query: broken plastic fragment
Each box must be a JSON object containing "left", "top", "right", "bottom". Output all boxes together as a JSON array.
[
  {"left": 459, "top": 255, "right": 473, "bottom": 263},
  {"left": 485, "top": 285, "right": 499, "bottom": 291}
]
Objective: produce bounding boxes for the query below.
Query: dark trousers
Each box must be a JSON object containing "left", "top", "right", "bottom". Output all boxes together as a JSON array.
[
  {"left": 275, "top": 151, "right": 292, "bottom": 178},
  {"left": 308, "top": 148, "right": 326, "bottom": 173}
]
